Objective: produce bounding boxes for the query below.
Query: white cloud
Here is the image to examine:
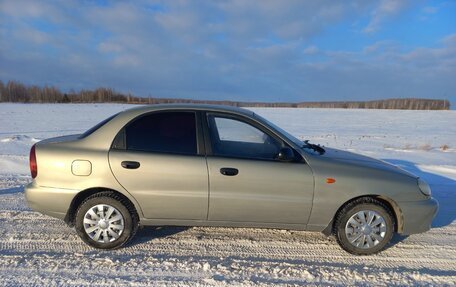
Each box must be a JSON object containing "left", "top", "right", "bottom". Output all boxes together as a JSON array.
[
  {"left": 303, "top": 46, "right": 319, "bottom": 55},
  {"left": 422, "top": 6, "right": 438, "bottom": 14},
  {"left": 97, "top": 42, "right": 123, "bottom": 53},
  {"left": 364, "top": 0, "right": 409, "bottom": 33},
  {"left": 13, "top": 26, "right": 50, "bottom": 45}
]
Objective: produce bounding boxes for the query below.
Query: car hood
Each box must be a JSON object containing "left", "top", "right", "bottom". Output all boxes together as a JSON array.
[{"left": 318, "top": 147, "right": 417, "bottom": 178}]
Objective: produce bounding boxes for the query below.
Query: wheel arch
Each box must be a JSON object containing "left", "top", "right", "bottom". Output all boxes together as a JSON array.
[
  {"left": 64, "top": 187, "right": 140, "bottom": 227},
  {"left": 322, "top": 194, "right": 403, "bottom": 236}
]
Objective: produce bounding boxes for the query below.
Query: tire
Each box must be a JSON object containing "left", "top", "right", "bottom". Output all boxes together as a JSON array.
[
  {"left": 75, "top": 191, "right": 138, "bottom": 249},
  {"left": 334, "top": 197, "right": 394, "bottom": 255}
]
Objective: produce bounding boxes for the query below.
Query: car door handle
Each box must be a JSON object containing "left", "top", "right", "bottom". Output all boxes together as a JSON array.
[
  {"left": 220, "top": 167, "right": 238, "bottom": 176},
  {"left": 121, "top": 161, "right": 140, "bottom": 169}
]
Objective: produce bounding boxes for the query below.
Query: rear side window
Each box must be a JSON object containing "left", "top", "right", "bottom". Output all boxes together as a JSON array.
[{"left": 125, "top": 112, "right": 197, "bottom": 155}]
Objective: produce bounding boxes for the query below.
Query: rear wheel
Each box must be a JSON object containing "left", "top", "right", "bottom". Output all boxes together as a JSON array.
[
  {"left": 75, "top": 192, "right": 138, "bottom": 249},
  {"left": 334, "top": 198, "right": 394, "bottom": 255}
]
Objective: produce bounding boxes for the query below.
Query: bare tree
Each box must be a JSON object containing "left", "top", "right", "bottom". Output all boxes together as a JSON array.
[{"left": 0, "top": 79, "right": 450, "bottom": 110}]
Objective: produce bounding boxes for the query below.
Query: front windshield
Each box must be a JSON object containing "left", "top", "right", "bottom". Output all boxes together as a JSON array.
[{"left": 253, "top": 113, "right": 303, "bottom": 147}]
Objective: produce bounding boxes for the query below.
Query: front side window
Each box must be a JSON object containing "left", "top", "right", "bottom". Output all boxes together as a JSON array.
[
  {"left": 208, "top": 115, "right": 281, "bottom": 160},
  {"left": 125, "top": 112, "right": 197, "bottom": 155}
]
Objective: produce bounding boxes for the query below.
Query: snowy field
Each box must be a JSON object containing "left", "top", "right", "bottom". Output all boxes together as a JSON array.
[{"left": 0, "top": 103, "right": 455, "bottom": 286}]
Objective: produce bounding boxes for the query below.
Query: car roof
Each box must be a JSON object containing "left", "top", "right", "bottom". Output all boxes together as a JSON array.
[{"left": 120, "top": 103, "right": 255, "bottom": 117}]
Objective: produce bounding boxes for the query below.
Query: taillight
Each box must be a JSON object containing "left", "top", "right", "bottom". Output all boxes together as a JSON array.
[{"left": 30, "top": 144, "right": 37, "bottom": 179}]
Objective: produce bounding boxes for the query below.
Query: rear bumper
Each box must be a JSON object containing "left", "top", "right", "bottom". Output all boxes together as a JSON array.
[
  {"left": 25, "top": 182, "right": 79, "bottom": 220},
  {"left": 399, "top": 197, "right": 438, "bottom": 235}
]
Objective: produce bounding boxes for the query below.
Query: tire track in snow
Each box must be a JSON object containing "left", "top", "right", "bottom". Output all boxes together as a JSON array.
[{"left": 0, "top": 185, "right": 455, "bottom": 285}]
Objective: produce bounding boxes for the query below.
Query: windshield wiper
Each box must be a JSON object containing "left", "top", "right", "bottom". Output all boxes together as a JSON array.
[{"left": 302, "top": 140, "right": 325, "bottom": 155}]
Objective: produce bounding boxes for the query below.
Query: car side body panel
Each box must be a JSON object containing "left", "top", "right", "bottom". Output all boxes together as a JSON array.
[
  {"left": 109, "top": 150, "right": 209, "bottom": 220},
  {"left": 206, "top": 157, "right": 314, "bottom": 225},
  {"left": 25, "top": 182, "right": 78, "bottom": 219},
  {"left": 26, "top": 134, "right": 145, "bottom": 219},
  {"left": 301, "top": 150, "right": 435, "bottom": 234}
]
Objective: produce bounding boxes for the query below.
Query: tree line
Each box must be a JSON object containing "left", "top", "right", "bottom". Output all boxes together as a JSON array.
[{"left": 0, "top": 80, "right": 450, "bottom": 110}]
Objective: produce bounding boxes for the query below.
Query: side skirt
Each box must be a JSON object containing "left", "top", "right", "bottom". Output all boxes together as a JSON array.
[{"left": 139, "top": 218, "right": 309, "bottom": 231}]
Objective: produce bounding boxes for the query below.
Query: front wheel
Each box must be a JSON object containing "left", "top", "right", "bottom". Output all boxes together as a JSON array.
[
  {"left": 75, "top": 192, "right": 138, "bottom": 249},
  {"left": 334, "top": 198, "right": 394, "bottom": 255}
]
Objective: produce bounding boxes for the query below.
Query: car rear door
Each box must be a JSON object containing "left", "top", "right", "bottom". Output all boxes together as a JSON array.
[
  {"left": 109, "top": 111, "right": 209, "bottom": 220},
  {"left": 204, "top": 113, "right": 314, "bottom": 225}
]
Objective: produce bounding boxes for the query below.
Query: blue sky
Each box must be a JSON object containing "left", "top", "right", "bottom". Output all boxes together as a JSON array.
[{"left": 0, "top": 0, "right": 455, "bottom": 104}]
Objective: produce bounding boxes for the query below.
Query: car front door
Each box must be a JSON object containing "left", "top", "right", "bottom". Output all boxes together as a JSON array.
[
  {"left": 205, "top": 113, "right": 314, "bottom": 225},
  {"left": 109, "top": 111, "right": 208, "bottom": 220}
]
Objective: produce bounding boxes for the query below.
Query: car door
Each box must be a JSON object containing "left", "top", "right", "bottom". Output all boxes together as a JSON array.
[
  {"left": 205, "top": 113, "right": 315, "bottom": 225},
  {"left": 109, "top": 111, "right": 208, "bottom": 220}
]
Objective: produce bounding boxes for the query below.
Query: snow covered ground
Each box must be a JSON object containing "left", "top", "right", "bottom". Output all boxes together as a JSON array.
[{"left": 0, "top": 103, "right": 455, "bottom": 286}]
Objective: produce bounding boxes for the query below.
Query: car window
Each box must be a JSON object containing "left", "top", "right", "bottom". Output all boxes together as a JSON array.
[
  {"left": 208, "top": 115, "right": 281, "bottom": 160},
  {"left": 126, "top": 112, "right": 197, "bottom": 155},
  {"left": 253, "top": 113, "right": 303, "bottom": 147},
  {"left": 215, "top": 117, "right": 266, "bottom": 143}
]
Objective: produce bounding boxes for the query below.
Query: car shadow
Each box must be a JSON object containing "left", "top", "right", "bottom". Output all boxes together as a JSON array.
[
  {"left": 128, "top": 226, "right": 190, "bottom": 246},
  {"left": 387, "top": 233, "right": 409, "bottom": 249},
  {"left": 0, "top": 186, "right": 23, "bottom": 195},
  {"left": 382, "top": 159, "right": 456, "bottom": 228}
]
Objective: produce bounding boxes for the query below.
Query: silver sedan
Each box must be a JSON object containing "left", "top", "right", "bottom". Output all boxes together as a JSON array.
[{"left": 25, "top": 104, "right": 438, "bottom": 255}]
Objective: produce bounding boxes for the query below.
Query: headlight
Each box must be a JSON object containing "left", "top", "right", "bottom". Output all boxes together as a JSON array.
[{"left": 418, "top": 178, "right": 432, "bottom": 196}]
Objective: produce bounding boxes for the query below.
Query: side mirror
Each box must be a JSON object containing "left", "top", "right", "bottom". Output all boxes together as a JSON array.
[{"left": 277, "top": 147, "right": 295, "bottom": 162}]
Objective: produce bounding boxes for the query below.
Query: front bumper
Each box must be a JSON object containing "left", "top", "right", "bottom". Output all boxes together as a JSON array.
[
  {"left": 25, "top": 182, "right": 79, "bottom": 220},
  {"left": 399, "top": 197, "right": 439, "bottom": 235}
]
